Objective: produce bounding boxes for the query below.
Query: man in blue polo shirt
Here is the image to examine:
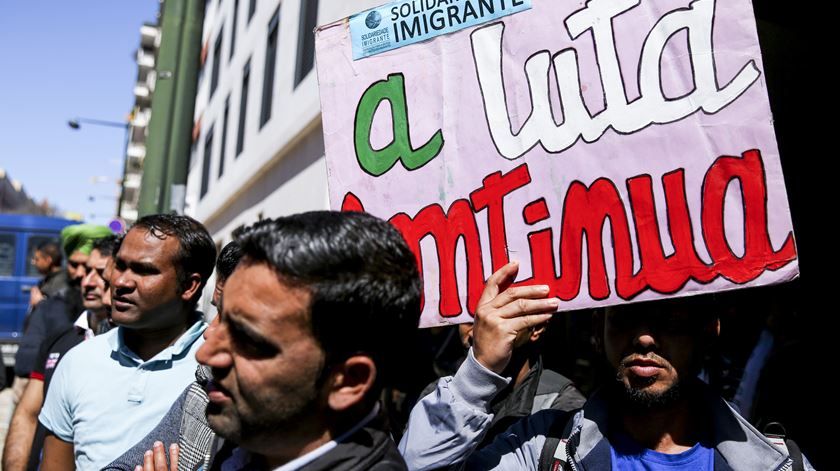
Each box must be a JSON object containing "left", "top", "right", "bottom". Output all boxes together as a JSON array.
[{"left": 38, "top": 214, "right": 216, "bottom": 471}]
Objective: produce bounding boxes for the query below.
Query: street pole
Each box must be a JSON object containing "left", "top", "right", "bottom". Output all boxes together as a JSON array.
[
  {"left": 138, "top": 0, "right": 187, "bottom": 216},
  {"left": 162, "top": 0, "right": 205, "bottom": 214}
]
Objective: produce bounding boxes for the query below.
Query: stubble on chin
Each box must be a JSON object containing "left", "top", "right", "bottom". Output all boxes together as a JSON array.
[
  {"left": 205, "top": 403, "right": 243, "bottom": 443},
  {"left": 611, "top": 364, "right": 685, "bottom": 411}
]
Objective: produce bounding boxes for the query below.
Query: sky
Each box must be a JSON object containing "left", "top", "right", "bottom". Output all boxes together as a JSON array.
[{"left": 0, "top": 1, "right": 159, "bottom": 226}]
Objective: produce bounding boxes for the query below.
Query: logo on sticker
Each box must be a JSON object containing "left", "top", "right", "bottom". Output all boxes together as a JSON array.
[{"left": 366, "top": 11, "right": 382, "bottom": 29}]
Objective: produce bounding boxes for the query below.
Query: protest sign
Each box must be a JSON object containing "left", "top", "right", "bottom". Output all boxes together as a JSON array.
[{"left": 316, "top": 0, "right": 799, "bottom": 328}]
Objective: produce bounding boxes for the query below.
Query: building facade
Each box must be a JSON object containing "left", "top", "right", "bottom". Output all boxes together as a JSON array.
[
  {"left": 119, "top": 22, "right": 161, "bottom": 225},
  {"left": 185, "top": 0, "right": 381, "bottom": 312}
]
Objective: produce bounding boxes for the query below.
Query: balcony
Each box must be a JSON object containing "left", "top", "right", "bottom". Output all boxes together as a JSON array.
[
  {"left": 127, "top": 143, "right": 146, "bottom": 160},
  {"left": 137, "top": 48, "right": 155, "bottom": 71},
  {"left": 134, "top": 82, "right": 151, "bottom": 106},
  {"left": 140, "top": 24, "right": 159, "bottom": 49},
  {"left": 131, "top": 109, "right": 150, "bottom": 128},
  {"left": 123, "top": 173, "right": 142, "bottom": 189},
  {"left": 120, "top": 206, "right": 139, "bottom": 224}
]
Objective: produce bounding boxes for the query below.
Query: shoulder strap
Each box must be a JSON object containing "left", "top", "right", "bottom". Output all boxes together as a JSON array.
[
  {"left": 536, "top": 369, "right": 573, "bottom": 396},
  {"left": 785, "top": 439, "right": 805, "bottom": 471},
  {"left": 537, "top": 410, "right": 576, "bottom": 471},
  {"left": 762, "top": 422, "right": 805, "bottom": 471},
  {"left": 532, "top": 370, "right": 576, "bottom": 415}
]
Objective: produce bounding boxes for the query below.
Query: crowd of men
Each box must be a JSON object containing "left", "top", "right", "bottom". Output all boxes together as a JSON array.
[{"left": 0, "top": 211, "right": 817, "bottom": 470}]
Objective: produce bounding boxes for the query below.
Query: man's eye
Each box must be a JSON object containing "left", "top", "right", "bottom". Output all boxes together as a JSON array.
[{"left": 230, "top": 331, "right": 276, "bottom": 357}]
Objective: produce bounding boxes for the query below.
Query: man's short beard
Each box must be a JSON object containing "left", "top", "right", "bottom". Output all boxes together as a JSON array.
[
  {"left": 205, "top": 376, "right": 321, "bottom": 445},
  {"left": 610, "top": 373, "right": 687, "bottom": 411}
]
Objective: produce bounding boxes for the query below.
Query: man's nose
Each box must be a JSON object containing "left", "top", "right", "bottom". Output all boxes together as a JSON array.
[
  {"left": 632, "top": 329, "right": 658, "bottom": 353},
  {"left": 81, "top": 271, "right": 95, "bottom": 289},
  {"left": 196, "top": 320, "right": 232, "bottom": 369},
  {"left": 112, "top": 269, "right": 134, "bottom": 290}
]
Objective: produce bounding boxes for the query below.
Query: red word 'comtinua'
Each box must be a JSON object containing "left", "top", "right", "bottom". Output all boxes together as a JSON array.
[{"left": 342, "top": 149, "right": 797, "bottom": 317}]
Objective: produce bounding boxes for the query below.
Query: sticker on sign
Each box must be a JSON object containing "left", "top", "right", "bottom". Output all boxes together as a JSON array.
[{"left": 350, "top": 0, "right": 532, "bottom": 60}]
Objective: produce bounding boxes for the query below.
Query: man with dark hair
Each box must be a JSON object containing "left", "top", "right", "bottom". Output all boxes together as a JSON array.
[
  {"left": 400, "top": 262, "right": 813, "bottom": 470},
  {"left": 211, "top": 241, "right": 242, "bottom": 309},
  {"left": 38, "top": 214, "right": 216, "bottom": 471},
  {"left": 3, "top": 235, "right": 120, "bottom": 471},
  {"left": 132, "top": 211, "right": 421, "bottom": 471},
  {"left": 29, "top": 240, "right": 67, "bottom": 305}
]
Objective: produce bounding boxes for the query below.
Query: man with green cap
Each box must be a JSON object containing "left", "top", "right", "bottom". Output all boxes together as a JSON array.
[
  {"left": 59, "top": 224, "right": 115, "bottom": 288},
  {"left": 11, "top": 224, "right": 113, "bottom": 404}
]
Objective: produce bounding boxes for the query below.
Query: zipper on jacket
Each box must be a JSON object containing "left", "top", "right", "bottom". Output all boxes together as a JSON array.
[
  {"left": 564, "top": 427, "right": 581, "bottom": 471},
  {"left": 775, "top": 458, "right": 793, "bottom": 471}
]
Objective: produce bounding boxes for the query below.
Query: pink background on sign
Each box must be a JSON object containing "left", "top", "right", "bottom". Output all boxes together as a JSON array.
[{"left": 316, "top": 0, "right": 798, "bottom": 328}]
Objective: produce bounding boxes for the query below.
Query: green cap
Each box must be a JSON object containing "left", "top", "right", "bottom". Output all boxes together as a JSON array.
[{"left": 60, "top": 224, "right": 113, "bottom": 256}]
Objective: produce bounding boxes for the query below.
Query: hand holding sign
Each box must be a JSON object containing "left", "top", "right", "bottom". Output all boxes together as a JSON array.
[{"left": 473, "top": 261, "right": 559, "bottom": 375}]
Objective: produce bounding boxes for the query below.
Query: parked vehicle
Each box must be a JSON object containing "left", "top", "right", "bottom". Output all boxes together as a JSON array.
[{"left": 0, "top": 214, "right": 79, "bottom": 366}]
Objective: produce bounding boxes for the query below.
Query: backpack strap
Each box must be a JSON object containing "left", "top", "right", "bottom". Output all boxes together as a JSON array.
[
  {"left": 532, "top": 369, "right": 577, "bottom": 415},
  {"left": 785, "top": 439, "right": 805, "bottom": 471},
  {"left": 762, "top": 422, "right": 805, "bottom": 471},
  {"left": 537, "top": 410, "right": 577, "bottom": 471}
]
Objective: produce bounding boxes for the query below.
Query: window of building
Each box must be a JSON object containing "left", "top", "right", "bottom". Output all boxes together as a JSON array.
[
  {"left": 259, "top": 8, "right": 280, "bottom": 128},
  {"left": 294, "top": 0, "right": 319, "bottom": 87},
  {"left": 210, "top": 27, "right": 224, "bottom": 98},
  {"left": 200, "top": 125, "right": 215, "bottom": 199},
  {"left": 236, "top": 59, "right": 251, "bottom": 157},
  {"left": 248, "top": 0, "right": 256, "bottom": 23},
  {"left": 230, "top": 0, "right": 239, "bottom": 60},
  {"left": 219, "top": 96, "right": 230, "bottom": 177}
]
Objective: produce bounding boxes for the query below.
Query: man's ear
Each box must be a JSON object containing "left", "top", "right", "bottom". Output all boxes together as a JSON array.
[
  {"left": 529, "top": 323, "right": 547, "bottom": 342},
  {"left": 326, "top": 356, "right": 377, "bottom": 412},
  {"left": 211, "top": 278, "right": 224, "bottom": 307},
  {"left": 180, "top": 273, "right": 203, "bottom": 303}
]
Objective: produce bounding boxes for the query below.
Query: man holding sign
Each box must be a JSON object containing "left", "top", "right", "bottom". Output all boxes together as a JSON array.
[
  {"left": 314, "top": 0, "right": 805, "bottom": 467},
  {"left": 399, "top": 261, "right": 813, "bottom": 470}
]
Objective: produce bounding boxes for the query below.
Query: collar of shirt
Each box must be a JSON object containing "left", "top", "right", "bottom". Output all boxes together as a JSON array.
[
  {"left": 222, "top": 404, "right": 381, "bottom": 471},
  {"left": 107, "top": 317, "right": 207, "bottom": 365},
  {"left": 73, "top": 310, "right": 94, "bottom": 340}
]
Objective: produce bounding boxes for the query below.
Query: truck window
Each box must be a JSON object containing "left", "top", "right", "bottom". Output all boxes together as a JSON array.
[{"left": 0, "top": 234, "right": 15, "bottom": 277}]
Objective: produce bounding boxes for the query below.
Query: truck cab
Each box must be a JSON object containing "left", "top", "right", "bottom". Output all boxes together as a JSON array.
[{"left": 0, "top": 214, "right": 79, "bottom": 366}]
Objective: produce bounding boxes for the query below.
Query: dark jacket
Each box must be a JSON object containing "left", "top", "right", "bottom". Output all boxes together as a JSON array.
[
  {"left": 203, "top": 408, "right": 408, "bottom": 471},
  {"left": 38, "top": 270, "right": 69, "bottom": 298},
  {"left": 14, "top": 289, "right": 80, "bottom": 377}
]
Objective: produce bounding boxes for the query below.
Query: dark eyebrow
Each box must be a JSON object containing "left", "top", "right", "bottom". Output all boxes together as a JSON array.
[
  {"left": 115, "top": 257, "right": 159, "bottom": 274},
  {"left": 225, "top": 311, "right": 279, "bottom": 354}
]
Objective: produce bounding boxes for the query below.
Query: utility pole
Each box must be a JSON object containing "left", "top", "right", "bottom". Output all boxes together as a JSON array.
[{"left": 138, "top": 0, "right": 205, "bottom": 216}]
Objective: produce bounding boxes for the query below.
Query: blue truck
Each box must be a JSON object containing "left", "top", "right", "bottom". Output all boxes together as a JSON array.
[{"left": 0, "top": 214, "right": 79, "bottom": 366}]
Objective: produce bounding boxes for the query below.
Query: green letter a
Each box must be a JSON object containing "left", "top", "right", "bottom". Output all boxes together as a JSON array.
[{"left": 354, "top": 73, "right": 444, "bottom": 176}]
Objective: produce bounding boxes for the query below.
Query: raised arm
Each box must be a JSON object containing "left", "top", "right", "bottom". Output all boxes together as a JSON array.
[{"left": 399, "top": 261, "right": 559, "bottom": 470}]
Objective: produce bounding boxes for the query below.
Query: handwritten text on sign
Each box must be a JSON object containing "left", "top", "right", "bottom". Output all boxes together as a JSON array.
[{"left": 316, "top": 0, "right": 798, "bottom": 327}]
